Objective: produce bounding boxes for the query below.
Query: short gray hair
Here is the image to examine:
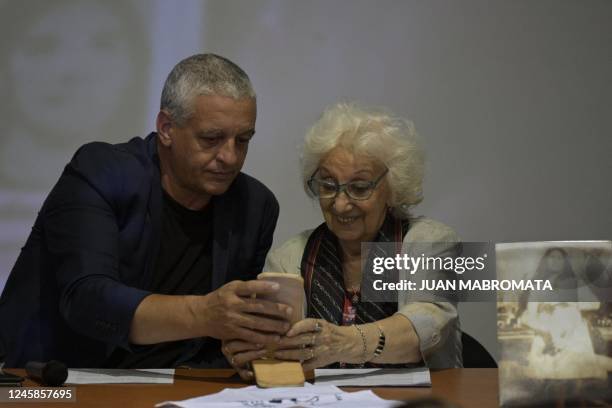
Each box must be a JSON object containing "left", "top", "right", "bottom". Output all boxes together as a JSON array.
[
  {"left": 160, "top": 53, "right": 255, "bottom": 125},
  {"left": 301, "top": 102, "right": 425, "bottom": 219}
]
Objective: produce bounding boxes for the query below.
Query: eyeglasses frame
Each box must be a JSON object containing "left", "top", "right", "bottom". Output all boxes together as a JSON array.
[{"left": 307, "top": 168, "right": 389, "bottom": 201}]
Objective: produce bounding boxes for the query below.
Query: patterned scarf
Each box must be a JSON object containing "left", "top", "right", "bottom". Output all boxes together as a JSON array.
[{"left": 300, "top": 213, "right": 411, "bottom": 367}]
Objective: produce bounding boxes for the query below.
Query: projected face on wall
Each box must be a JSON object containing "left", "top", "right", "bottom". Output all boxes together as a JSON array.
[
  {"left": 0, "top": 0, "right": 148, "bottom": 189},
  {"left": 0, "top": 0, "right": 149, "bottom": 290},
  {"left": 8, "top": 1, "right": 132, "bottom": 143}
]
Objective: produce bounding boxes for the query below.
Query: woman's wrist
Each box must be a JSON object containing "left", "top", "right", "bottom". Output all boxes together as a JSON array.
[
  {"left": 352, "top": 325, "right": 368, "bottom": 363},
  {"left": 335, "top": 324, "right": 381, "bottom": 364},
  {"left": 333, "top": 325, "right": 365, "bottom": 363},
  {"left": 359, "top": 323, "right": 385, "bottom": 363}
]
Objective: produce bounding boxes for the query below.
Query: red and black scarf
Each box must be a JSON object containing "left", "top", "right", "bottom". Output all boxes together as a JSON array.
[{"left": 300, "top": 214, "right": 412, "bottom": 367}]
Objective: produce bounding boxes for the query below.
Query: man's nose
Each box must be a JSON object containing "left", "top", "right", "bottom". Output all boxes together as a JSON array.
[{"left": 216, "top": 138, "right": 238, "bottom": 166}]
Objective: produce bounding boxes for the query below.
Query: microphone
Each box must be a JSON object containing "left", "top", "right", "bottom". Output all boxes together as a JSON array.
[{"left": 25, "top": 360, "right": 68, "bottom": 386}]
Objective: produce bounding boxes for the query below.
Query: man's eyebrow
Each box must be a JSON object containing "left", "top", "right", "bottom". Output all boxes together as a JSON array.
[
  {"left": 197, "top": 129, "right": 225, "bottom": 138},
  {"left": 238, "top": 129, "right": 256, "bottom": 138},
  {"left": 197, "top": 129, "right": 255, "bottom": 139}
]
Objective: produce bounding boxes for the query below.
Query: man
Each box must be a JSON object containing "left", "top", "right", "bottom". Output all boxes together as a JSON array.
[{"left": 0, "top": 54, "right": 290, "bottom": 370}]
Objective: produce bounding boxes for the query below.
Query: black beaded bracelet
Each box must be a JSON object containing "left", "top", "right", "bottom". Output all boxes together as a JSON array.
[{"left": 372, "top": 324, "right": 386, "bottom": 358}]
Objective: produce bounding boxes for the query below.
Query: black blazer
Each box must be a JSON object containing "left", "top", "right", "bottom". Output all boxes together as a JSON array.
[{"left": 0, "top": 133, "right": 279, "bottom": 367}]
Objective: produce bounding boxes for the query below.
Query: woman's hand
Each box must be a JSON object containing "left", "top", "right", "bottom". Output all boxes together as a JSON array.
[
  {"left": 273, "top": 318, "right": 362, "bottom": 370},
  {"left": 222, "top": 339, "right": 269, "bottom": 381}
]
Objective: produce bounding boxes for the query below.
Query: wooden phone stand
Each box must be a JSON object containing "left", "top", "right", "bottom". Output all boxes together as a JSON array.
[{"left": 252, "top": 359, "right": 305, "bottom": 388}]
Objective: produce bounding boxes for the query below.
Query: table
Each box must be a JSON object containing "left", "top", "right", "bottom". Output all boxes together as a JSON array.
[{"left": 2, "top": 368, "right": 499, "bottom": 407}]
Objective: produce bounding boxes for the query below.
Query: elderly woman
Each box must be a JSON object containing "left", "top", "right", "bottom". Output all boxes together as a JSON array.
[{"left": 223, "top": 103, "right": 461, "bottom": 379}]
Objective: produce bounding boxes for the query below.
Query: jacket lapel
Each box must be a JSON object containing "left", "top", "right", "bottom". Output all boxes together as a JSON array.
[{"left": 143, "top": 133, "right": 162, "bottom": 288}]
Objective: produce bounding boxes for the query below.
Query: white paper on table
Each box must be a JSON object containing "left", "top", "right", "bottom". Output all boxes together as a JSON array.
[
  {"left": 314, "top": 368, "right": 431, "bottom": 387},
  {"left": 66, "top": 368, "right": 174, "bottom": 384},
  {"left": 156, "top": 384, "right": 403, "bottom": 408}
]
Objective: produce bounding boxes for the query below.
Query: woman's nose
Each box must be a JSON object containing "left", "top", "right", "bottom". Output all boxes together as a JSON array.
[{"left": 332, "top": 190, "right": 353, "bottom": 212}]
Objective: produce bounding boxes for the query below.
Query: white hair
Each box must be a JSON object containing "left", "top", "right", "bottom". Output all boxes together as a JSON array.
[
  {"left": 301, "top": 102, "right": 425, "bottom": 219},
  {"left": 160, "top": 54, "right": 255, "bottom": 125}
]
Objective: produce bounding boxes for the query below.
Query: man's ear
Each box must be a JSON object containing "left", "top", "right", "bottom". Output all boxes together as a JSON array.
[{"left": 156, "top": 110, "right": 174, "bottom": 147}]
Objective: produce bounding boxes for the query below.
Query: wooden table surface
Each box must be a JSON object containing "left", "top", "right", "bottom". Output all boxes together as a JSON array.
[{"left": 3, "top": 368, "right": 499, "bottom": 407}]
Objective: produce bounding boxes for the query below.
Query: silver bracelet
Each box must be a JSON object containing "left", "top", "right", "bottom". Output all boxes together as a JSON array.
[{"left": 353, "top": 324, "right": 368, "bottom": 363}]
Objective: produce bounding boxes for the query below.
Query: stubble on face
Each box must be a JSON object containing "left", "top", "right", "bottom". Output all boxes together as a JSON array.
[{"left": 159, "top": 94, "right": 256, "bottom": 210}]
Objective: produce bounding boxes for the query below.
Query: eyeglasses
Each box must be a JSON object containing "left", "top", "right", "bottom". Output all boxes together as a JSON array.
[{"left": 307, "top": 168, "right": 388, "bottom": 201}]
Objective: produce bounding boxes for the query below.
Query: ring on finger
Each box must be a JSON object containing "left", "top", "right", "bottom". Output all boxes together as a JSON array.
[{"left": 314, "top": 321, "right": 322, "bottom": 332}]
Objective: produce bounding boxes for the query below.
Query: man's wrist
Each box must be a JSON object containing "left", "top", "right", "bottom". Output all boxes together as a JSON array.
[{"left": 183, "top": 294, "right": 208, "bottom": 337}]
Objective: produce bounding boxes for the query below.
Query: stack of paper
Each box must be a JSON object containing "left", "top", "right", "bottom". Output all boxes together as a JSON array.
[
  {"left": 315, "top": 368, "right": 431, "bottom": 387},
  {"left": 156, "top": 384, "right": 402, "bottom": 408},
  {"left": 66, "top": 369, "right": 174, "bottom": 384}
]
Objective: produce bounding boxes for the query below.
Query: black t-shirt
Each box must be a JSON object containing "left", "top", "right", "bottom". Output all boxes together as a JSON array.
[
  {"left": 106, "top": 190, "right": 217, "bottom": 368},
  {"left": 149, "top": 190, "right": 213, "bottom": 296}
]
